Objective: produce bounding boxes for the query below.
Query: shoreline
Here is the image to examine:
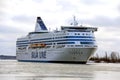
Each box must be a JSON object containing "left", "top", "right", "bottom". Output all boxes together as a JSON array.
[{"left": 0, "top": 55, "right": 16, "bottom": 60}]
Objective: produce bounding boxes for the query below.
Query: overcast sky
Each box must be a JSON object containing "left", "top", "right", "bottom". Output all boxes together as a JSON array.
[{"left": 0, "top": 0, "right": 120, "bottom": 56}]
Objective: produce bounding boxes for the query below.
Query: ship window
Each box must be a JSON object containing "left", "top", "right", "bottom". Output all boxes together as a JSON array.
[
  {"left": 67, "top": 45, "right": 70, "bottom": 47},
  {"left": 71, "top": 45, "right": 74, "bottom": 47},
  {"left": 80, "top": 42, "right": 94, "bottom": 44},
  {"left": 45, "top": 46, "right": 51, "bottom": 48}
]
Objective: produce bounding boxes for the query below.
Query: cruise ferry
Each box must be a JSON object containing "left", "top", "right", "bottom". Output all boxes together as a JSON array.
[{"left": 16, "top": 17, "right": 97, "bottom": 64}]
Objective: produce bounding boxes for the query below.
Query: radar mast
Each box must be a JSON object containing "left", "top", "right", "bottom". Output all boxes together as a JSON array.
[{"left": 71, "top": 16, "right": 78, "bottom": 26}]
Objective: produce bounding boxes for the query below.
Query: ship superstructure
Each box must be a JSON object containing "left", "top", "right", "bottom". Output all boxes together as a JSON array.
[{"left": 16, "top": 17, "right": 97, "bottom": 64}]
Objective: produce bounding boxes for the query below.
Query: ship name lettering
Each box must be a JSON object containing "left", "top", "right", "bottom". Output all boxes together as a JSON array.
[
  {"left": 31, "top": 51, "right": 46, "bottom": 59},
  {"left": 39, "top": 51, "right": 46, "bottom": 58},
  {"left": 31, "top": 52, "right": 38, "bottom": 58}
]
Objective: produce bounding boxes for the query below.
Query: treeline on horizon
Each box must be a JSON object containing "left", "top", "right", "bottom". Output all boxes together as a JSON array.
[
  {"left": 90, "top": 52, "right": 120, "bottom": 63},
  {"left": 0, "top": 55, "right": 16, "bottom": 59}
]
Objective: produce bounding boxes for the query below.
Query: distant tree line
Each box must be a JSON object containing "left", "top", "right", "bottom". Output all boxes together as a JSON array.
[
  {"left": 0, "top": 55, "right": 16, "bottom": 60},
  {"left": 90, "top": 51, "right": 120, "bottom": 63}
]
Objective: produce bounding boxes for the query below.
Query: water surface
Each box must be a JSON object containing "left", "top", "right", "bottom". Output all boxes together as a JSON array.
[{"left": 0, "top": 60, "right": 120, "bottom": 80}]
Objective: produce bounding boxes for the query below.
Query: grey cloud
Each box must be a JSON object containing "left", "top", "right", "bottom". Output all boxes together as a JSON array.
[
  {"left": 0, "top": 25, "right": 25, "bottom": 34},
  {"left": 0, "top": 11, "right": 6, "bottom": 21},
  {"left": 0, "top": 1, "right": 8, "bottom": 18},
  {"left": 33, "top": 0, "right": 44, "bottom": 3},
  {"left": 98, "top": 38, "right": 120, "bottom": 42},
  {"left": 78, "top": 16, "right": 120, "bottom": 27},
  {"left": 80, "top": 0, "right": 104, "bottom": 5},
  {"left": 0, "top": 11, "right": 5, "bottom": 16},
  {"left": 0, "top": 0, "right": 6, "bottom": 7},
  {"left": 33, "top": 0, "right": 77, "bottom": 11},
  {"left": 11, "top": 15, "right": 35, "bottom": 24},
  {"left": 57, "top": 0, "right": 77, "bottom": 11},
  {"left": 0, "top": 38, "right": 14, "bottom": 42},
  {"left": 118, "top": 4, "right": 120, "bottom": 13},
  {"left": 0, "top": 11, "right": 9, "bottom": 21},
  {"left": 0, "top": 38, "right": 5, "bottom": 42},
  {"left": 0, "top": 42, "right": 16, "bottom": 55}
]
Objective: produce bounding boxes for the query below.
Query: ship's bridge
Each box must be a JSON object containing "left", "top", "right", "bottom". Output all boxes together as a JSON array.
[{"left": 61, "top": 26, "right": 97, "bottom": 32}]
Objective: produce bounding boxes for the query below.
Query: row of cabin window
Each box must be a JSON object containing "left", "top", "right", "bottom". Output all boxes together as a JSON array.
[{"left": 74, "top": 33, "right": 91, "bottom": 36}]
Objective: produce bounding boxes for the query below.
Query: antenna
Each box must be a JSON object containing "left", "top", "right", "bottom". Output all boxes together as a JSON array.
[{"left": 71, "top": 16, "right": 78, "bottom": 26}]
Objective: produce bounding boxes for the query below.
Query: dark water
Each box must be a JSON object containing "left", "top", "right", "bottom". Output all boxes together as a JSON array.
[{"left": 0, "top": 60, "right": 120, "bottom": 80}]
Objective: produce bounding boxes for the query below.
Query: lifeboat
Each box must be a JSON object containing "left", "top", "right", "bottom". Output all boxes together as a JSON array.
[
  {"left": 37, "top": 43, "right": 46, "bottom": 47},
  {"left": 30, "top": 43, "right": 46, "bottom": 48}
]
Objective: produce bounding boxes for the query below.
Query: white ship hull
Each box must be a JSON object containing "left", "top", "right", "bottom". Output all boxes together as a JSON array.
[{"left": 16, "top": 48, "right": 96, "bottom": 63}]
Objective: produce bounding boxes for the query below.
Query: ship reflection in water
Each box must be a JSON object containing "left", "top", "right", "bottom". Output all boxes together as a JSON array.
[{"left": 0, "top": 60, "right": 120, "bottom": 80}]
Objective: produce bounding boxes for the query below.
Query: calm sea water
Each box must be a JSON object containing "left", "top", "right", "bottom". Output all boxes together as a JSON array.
[{"left": 0, "top": 60, "right": 120, "bottom": 80}]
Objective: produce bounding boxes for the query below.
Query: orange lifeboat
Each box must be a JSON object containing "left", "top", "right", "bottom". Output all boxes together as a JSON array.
[
  {"left": 30, "top": 44, "right": 37, "bottom": 48},
  {"left": 38, "top": 43, "right": 46, "bottom": 47},
  {"left": 30, "top": 43, "right": 46, "bottom": 48}
]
